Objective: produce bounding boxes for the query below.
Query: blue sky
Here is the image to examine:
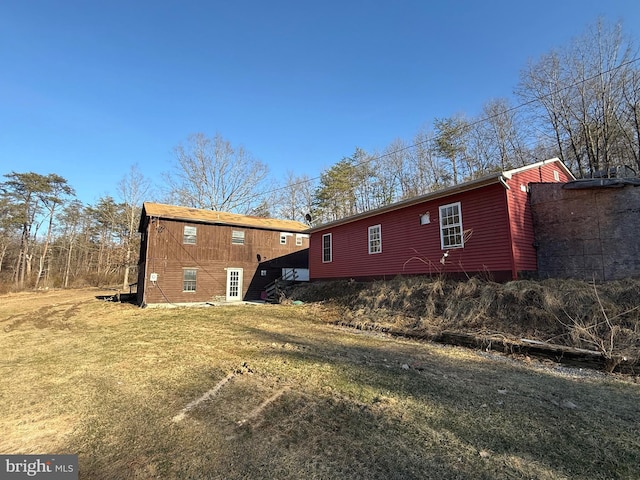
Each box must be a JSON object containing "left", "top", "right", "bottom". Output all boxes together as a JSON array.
[{"left": 2, "top": 0, "right": 640, "bottom": 205}]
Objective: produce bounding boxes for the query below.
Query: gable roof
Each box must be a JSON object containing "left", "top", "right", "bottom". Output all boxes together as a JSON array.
[
  {"left": 139, "top": 202, "right": 309, "bottom": 232},
  {"left": 308, "top": 158, "right": 574, "bottom": 233}
]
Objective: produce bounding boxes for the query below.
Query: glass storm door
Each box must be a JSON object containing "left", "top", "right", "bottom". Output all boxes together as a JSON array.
[{"left": 226, "top": 268, "right": 243, "bottom": 302}]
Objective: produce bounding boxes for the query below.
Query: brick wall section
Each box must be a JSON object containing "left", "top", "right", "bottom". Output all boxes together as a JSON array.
[{"left": 530, "top": 182, "right": 640, "bottom": 281}]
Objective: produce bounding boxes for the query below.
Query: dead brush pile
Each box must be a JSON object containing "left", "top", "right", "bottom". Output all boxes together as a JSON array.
[{"left": 288, "top": 276, "right": 640, "bottom": 363}]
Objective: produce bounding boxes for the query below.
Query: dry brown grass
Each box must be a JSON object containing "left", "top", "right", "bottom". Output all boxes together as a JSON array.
[
  {"left": 289, "top": 277, "right": 640, "bottom": 366},
  {"left": 1, "top": 288, "right": 640, "bottom": 479}
]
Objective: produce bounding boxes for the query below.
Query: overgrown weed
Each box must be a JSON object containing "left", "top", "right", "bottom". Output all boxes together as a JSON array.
[{"left": 288, "top": 276, "right": 640, "bottom": 365}]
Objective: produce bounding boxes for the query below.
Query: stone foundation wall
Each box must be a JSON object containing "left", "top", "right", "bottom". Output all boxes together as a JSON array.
[{"left": 530, "top": 183, "right": 640, "bottom": 281}]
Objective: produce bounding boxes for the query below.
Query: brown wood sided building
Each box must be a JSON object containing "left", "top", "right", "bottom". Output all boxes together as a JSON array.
[{"left": 137, "top": 202, "right": 309, "bottom": 306}]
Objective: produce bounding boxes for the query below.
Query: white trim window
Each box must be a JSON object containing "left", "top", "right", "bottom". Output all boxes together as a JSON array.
[
  {"left": 279, "top": 232, "right": 293, "bottom": 245},
  {"left": 295, "top": 233, "right": 308, "bottom": 246},
  {"left": 322, "top": 233, "right": 332, "bottom": 263},
  {"left": 183, "top": 225, "right": 197, "bottom": 245},
  {"left": 368, "top": 224, "right": 382, "bottom": 254},
  {"left": 231, "top": 230, "right": 245, "bottom": 245},
  {"left": 183, "top": 268, "right": 197, "bottom": 292},
  {"left": 439, "top": 202, "right": 464, "bottom": 249}
]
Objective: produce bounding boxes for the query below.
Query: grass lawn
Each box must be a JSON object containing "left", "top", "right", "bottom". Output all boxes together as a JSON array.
[{"left": 1, "top": 289, "right": 639, "bottom": 479}]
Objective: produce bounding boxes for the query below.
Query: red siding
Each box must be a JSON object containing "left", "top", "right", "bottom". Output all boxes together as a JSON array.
[
  {"left": 310, "top": 183, "right": 515, "bottom": 281},
  {"left": 506, "top": 161, "right": 573, "bottom": 275}
]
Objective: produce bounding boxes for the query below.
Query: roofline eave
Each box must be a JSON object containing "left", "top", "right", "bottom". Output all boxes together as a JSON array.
[{"left": 307, "top": 173, "right": 506, "bottom": 233}]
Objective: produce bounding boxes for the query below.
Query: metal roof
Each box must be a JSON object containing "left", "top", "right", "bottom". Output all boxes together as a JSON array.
[
  {"left": 307, "top": 173, "right": 505, "bottom": 233},
  {"left": 140, "top": 202, "right": 309, "bottom": 232},
  {"left": 307, "top": 158, "right": 573, "bottom": 233}
]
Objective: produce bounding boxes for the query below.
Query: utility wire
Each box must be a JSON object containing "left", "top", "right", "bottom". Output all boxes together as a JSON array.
[{"left": 241, "top": 55, "right": 640, "bottom": 203}]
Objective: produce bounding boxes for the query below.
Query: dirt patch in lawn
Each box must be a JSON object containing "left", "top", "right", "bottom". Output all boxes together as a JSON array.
[{"left": 1, "top": 288, "right": 640, "bottom": 479}]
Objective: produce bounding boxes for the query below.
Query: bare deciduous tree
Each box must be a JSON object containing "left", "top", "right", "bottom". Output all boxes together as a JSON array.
[
  {"left": 165, "top": 133, "right": 269, "bottom": 213},
  {"left": 475, "top": 98, "right": 532, "bottom": 170},
  {"left": 518, "top": 19, "right": 639, "bottom": 177},
  {"left": 275, "top": 171, "right": 316, "bottom": 223},
  {"left": 117, "top": 165, "right": 152, "bottom": 291}
]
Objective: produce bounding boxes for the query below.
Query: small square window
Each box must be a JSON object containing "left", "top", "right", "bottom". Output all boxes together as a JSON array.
[
  {"left": 280, "top": 234, "right": 287, "bottom": 245},
  {"left": 231, "top": 230, "right": 245, "bottom": 245},
  {"left": 296, "top": 235, "right": 303, "bottom": 246}
]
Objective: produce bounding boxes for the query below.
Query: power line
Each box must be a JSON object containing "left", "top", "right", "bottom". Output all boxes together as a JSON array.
[{"left": 242, "top": 55, "right": 640, "bottom": 206}]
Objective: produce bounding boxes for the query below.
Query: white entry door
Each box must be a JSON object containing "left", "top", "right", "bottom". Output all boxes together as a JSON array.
[{"left": 226, "top": 268, "right": 243, "bottom": 302}]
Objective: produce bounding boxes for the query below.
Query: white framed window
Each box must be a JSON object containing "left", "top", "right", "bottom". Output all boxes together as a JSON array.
[
  {"left": 322, "top": 233, "right": 332, "bottom": 263},
  {"left": 439, "top": 202, "right": 464, "bottom": 249},
  {"left": 553, "top": 170, "right": 560, "bottom": 181},
  {"left": 368, "top": 224, "right": 382, "bottom": 254},
  {"left": 279, "top": 232, "right": 293, "bottom": 245},
  {"left": 183, "top": 225, "right": 197, "bottom": 244},
  {"left": 183, "top": 268, "right": 197, "bottom": 292},
  {"left": 295, "top": 233, "right": 309, "bottom": 246},
  {"left": 231, "top": 230, "right": 245, "bottom": 245}
]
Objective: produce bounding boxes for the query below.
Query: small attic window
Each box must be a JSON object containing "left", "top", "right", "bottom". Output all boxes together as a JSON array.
[
  {"left": 553, "top": 170, "right": 560, "bottom": 181},
  {"left": 420, "top": 212, "right": 431, "bottom": 225},
  {"left": 280, "top": 232, "right": 293, "bottom": 245}
]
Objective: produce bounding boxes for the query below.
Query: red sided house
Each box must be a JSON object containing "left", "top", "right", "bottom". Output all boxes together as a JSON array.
[
  {"left": 137, "top": 202, "right": 309, "bottom": 306},
  {"left": 308, "top": 158, "right": 574, "bottom": 282}
]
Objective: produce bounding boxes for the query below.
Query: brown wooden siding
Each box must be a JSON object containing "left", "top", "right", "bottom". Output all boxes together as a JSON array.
[
  {"left": 140, "top": 218, "right": 308, "bottom": 305},
  {"left": 309, "top": 184, "right": 514, "bottom": 281}
]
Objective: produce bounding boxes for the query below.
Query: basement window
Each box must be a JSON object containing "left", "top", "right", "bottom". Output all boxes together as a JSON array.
[
  {"left": 231, "top": 230, "right": 245, "bottom": 245},
  {"left": 183, "top": 269, "right": 197, "bottom": 292},
  {"left": 439, "top": 202, "right": 464, "bottom": 249},
  {"left": 183, "top": 226, "right": 197, "bottom": 245}
]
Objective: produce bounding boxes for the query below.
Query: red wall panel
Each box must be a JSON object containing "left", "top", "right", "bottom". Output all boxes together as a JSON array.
[
  {"left": 506, "top": 162, "right": 573, "bottom": 273},
  {"left": 309, "top": 183, "right": 515, "bottom": 280}
]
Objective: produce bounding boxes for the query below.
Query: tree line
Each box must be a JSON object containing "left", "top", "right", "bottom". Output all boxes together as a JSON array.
[
  {"left": 0, "top": 168, "right": 149, "bottom": 292},
  {"left": 1, "top": 19, "right": 638, "bottom": 291}
]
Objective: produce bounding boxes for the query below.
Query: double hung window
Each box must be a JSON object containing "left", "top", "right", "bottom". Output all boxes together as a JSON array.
[
  {"left": 439, "top": 202, "right": 464, "bottom": 249},
  {"left": 183, "top": 269, "right": 197, "bottom": 292},
  {"left": 368, "top": 224, "right": 382, "bottom": 254},
  {"left": 183, "top": 226, "right": 197, "bottom": 244},
  {"left": 322, "top": 233, "right": 332, "bottom": 263}
]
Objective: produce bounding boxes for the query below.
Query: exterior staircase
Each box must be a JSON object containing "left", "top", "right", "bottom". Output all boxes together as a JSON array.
[{"left": 264, "top": 269, "right": 300, "bottom": 303}]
